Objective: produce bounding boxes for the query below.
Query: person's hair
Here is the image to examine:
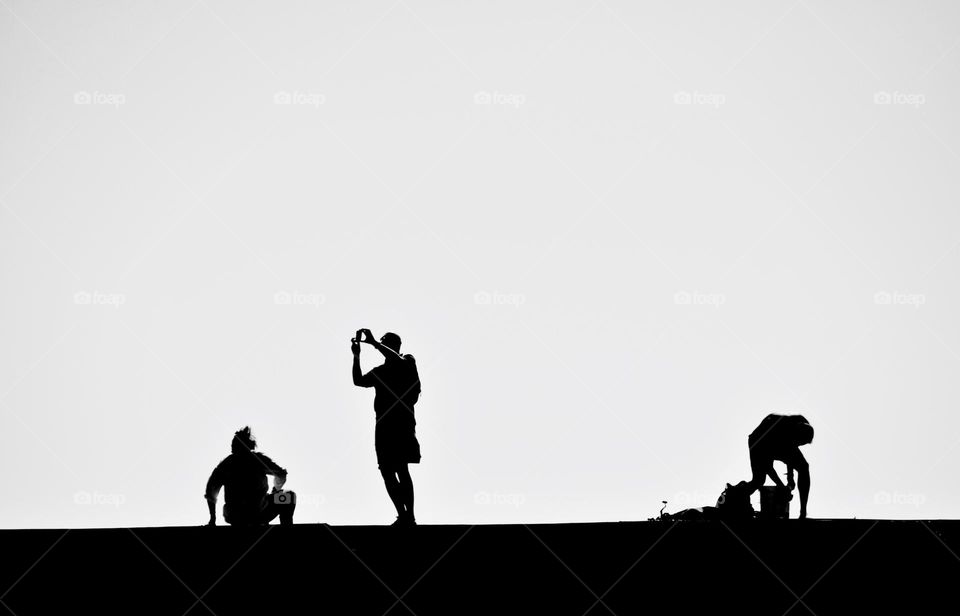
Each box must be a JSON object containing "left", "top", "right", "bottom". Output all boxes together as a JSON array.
[
  {"left": 797, "top": 422, "right": 814, "bottom": 445},
  {"left": 232, "top": 426, "right": 257, "bottom": 454},
  {"left": 381, "top": 332, "right": 402, "bottom": 353}
]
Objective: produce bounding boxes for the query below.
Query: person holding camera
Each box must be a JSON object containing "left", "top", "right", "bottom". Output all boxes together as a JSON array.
[
  {"left": 352, "top": 329, "right": 422, "bottom": 527},
  {"left": 204, "top": 426, "right": 296, "bottom": 526}
]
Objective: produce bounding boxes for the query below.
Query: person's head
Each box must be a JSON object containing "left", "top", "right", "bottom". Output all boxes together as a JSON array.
[
  {"left": 380, "top": 332, "right": 401, "bottom": 353},
  {"left": 232, "top": 426, "right": 257, "bottom": 454},
  {"left": 795, "top": 422, "right": 814, "bottom": 446}
]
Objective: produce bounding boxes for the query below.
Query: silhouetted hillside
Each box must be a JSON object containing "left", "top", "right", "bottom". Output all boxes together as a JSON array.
[{"left": 2, "top": 520, "right": 957, "bottom": 614}]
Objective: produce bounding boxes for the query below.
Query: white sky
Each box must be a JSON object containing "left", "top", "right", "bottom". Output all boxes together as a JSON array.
[{"left": 2, "top": 0, "right": 960, "bottom": 528}]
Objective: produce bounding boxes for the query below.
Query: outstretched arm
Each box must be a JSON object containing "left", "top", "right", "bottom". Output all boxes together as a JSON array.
[
  {"left": 360, "top": 329, "right": 403, "bottom": 361},
  {"left": 784, "top": 449, "right": 809, "bottom": 518}
]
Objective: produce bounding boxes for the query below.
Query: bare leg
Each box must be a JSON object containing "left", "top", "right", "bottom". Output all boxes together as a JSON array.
[
  {"left": 798, "top": 466, "right": 810, "bottom": 518},
  {"left": 748, "top": 456, "right": 769, "bottom": 494},
  {"left": 279, "top": 491, "right": 296, "bottom": 525},
  {"left": 396, "top": 465, "right": 414, "bottom": 521},
  {"left": 380, "top": 468, "right": 404, "bottom": 518}
]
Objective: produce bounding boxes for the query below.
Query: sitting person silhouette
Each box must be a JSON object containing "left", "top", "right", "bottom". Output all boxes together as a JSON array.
[
  {"left": 746, "top": 413, "right": 813, "bottom": 519},
  {"left": 204, "top": 426, "right": 296, "bottom": 526},
  {"left": 352, "top": 328, "right": 421, "bottom": 526}
]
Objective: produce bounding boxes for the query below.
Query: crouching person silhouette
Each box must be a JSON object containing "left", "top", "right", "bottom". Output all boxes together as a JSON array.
[
  {"left": 352, "top": 329, "right": 421, "bottom": 526},
  {"left": 205, "top": 427, "right": 296, "bottom": 526},
  {"left": 746, "top": 414, "right": 813, "bottom": 519}
]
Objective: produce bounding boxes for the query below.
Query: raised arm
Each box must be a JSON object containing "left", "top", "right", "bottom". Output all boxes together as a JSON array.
[
  {"left": 360, "top": 329, "right": 403, "bottom": 362},
  {"left": 352, "top": 336, "right": 375, "bottom": 387}
]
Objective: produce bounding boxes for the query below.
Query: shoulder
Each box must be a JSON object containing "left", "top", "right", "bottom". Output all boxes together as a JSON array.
[{"left": 212, "top": 454, "right": 233, "bottom": 473}]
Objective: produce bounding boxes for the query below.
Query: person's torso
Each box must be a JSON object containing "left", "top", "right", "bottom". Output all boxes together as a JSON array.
[
  {"left": 220, "top": 454, "right": 269, "bottom": 504},
  {"left": 750, "top": 414, "right": 804, "bottom": 450},
  {"left": 372, "top": 358, "right": 418, "bottom": 426}
]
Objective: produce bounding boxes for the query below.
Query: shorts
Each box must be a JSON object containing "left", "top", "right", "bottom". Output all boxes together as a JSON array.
[{"left": 375, "top": 422, "right": 421, "bottom": 469}]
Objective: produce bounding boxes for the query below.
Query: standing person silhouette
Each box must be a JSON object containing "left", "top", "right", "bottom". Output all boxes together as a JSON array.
[
  {"left": 352, "top": 328, "right": 421, "bottom": 526},
  {"left": 746, "top": 414, "right": 813, "bottom": 519},
  {"left": 204, "top": 426, "right": 296, "bottom": 526}
]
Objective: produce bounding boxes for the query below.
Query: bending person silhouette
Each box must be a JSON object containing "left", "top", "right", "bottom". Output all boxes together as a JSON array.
[
  {"left": 205, "top": 426, "right": 296, "bottom": 526},
  {"left": 352, "top": 328, "right": 421, "bottom": 526},
  {"left": 746, "top": 413, "right": 813, "bottom": 519}
]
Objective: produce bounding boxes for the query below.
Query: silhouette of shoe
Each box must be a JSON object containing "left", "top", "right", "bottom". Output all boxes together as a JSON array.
[{"left": 391, "top": 513, "right": 417, "bottom": 527}]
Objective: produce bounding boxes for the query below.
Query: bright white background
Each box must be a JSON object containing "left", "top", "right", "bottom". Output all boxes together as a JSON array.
[{"left": 2, "top": 0, "right": 959, "bottom": 528}]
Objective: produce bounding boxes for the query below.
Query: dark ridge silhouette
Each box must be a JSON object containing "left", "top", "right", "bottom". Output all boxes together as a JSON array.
[
  {"left": 353, "top": 328, "right": 422, "bottom": 527},
  {"left": 3, "top": 521, "right": 957, "bottom": 614},
  {"left": 204, "top": 426, "right": 296, "bottom": 526}
]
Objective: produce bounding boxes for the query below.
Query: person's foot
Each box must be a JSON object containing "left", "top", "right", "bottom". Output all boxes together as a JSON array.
[{"left": 390, "top": 513, "right": 416, "bottom": 527}]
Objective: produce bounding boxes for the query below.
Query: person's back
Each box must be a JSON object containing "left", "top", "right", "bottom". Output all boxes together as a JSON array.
[
  {"left": 369, "top": 354, "right": 420, "bottom": 427},
  {"left": 746, "top": 413, "right": 813, "bottom": 519},
  {"left": 205, "top": 427, "right": 296, "bottom": 526},
  {"left": 212, "top": 451, "right": 278, "bottom": 512},
  {"left": 749, "top": 413, "right": 810, "bottom": 453}
]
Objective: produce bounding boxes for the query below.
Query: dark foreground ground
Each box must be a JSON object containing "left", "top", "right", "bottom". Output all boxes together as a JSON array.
[{"left": 2, "top": 520, "right": 958, "bottom": 614}]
